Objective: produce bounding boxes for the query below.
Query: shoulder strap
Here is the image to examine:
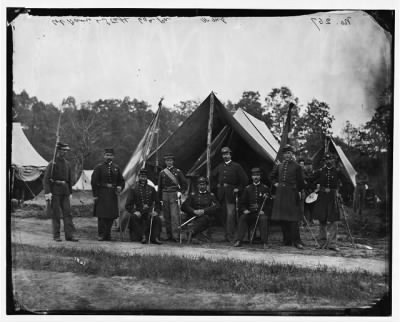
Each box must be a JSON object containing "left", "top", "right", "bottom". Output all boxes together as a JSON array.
[{"left": 162, "top": 168, "right": 181, "bottom": 189}]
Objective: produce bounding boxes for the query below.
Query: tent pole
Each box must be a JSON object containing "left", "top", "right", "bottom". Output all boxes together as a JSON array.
[{"left": 206, "top": 92, "right": 215, "bottom": 189}]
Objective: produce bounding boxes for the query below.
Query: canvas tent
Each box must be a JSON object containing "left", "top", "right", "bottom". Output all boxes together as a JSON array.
[
  {"left": 312, "top": 136, "right": 357, "bottom": 188},
  {"left": 72, "top": 170, "right": 94, "bottom": 191},
  {"left": 11, "top": 122, "right": 48, "bottom": 200},
  {"left": 120, "top": 92, "right": 280, "bottom": 206},
  {"left": 145, "top": 92, "right": 280, "bottom": 186}
]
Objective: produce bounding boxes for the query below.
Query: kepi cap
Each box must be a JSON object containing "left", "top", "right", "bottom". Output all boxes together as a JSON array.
[
  {"left": 56, "top": 142, "right": 70, "bottom": 151},
  {"left": 282, "top": 144, "right": 294, "bottom": 153},
  {"left": 163, "top": 153, "right": 175, "bottom": 160},
  {"left": 251, "top": 167, "right": 262, "bottom": 175},
  {"left": 197, "top": 176, "right": 208, "bottom": 184},
  {"left": 221, "top": 146, "right": 232, "bottom": 154}
]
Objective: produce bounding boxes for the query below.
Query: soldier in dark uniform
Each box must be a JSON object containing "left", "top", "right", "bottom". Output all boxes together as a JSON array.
[
  {"left": 302, "top": 158, "right": 317, "bottom": 223},
  {"left": 181, "top": 176, "right": 220, "bottom": 243},
  {"left": 125, "top": 169, "right": 162, "bottom": 244},
  {"left": 312, "top": 153, "right": 342, "bottom": 251},
  {"left": 233, "top": 167, "right": 271, "bottom": 249},
  {"left": 43, "top": 142, "right": 78, "bottom": 242},
  {"left": 212, "top": 146, "right": 248, "bottom": 242},
  {"left": 270, "top": 144, "right": 305, "bottom": 249},
  {"left": 157, "top": 153, "right": 187, "bottom": 242},
  {"left": 91, "top": 148, "right": 125, "bottom": 241}
]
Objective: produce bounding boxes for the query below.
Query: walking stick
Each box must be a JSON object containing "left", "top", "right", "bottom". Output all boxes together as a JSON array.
[
  {"left": 177, "top": 193, "right": 182, "bottom": 244},
  {"left": 250, "top": 193, "right": 269, "bottom": 244},
  {"left": 302, "top": 215, "right": 320, "bottom": 248},
  {"left": 235, "top": 191, "right": 239, "bottom": 225},
  {"left": 148, "top": 206, "right": 154, "bottom": 244},
  {"left": 337, "top": 195, "right": 356, "bottom": 249},
  {"left": 117, "top": 194, "right": 122, "bottom": 241}
]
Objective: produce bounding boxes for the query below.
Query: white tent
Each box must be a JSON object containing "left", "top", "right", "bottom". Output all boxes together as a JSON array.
[
  {"left": 72, "top": 170, "right": 94, "bottom": 191},
  {"left": 330, "top": 139, "right": 357, "bottom": 187},
  {"left": 233, "top": 108, "right": 280, "bottom": 161},
  {"left": 12, "top": 122, "right": 48, "bottom": 182}
]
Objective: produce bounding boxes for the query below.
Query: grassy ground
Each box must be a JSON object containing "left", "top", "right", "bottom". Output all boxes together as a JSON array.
[
  {"left": 10, "top": 194, "right": 390, "bottom": 313},
  {"left": 12, "top": 244, "right": 388, "bottom": 308}
]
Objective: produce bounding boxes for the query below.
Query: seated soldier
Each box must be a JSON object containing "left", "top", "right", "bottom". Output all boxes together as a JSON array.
[
  {"left": 181, "top": 176, "right": 220, "bottom": 243},
  {"left": 234, "top": 167, "right": 271, "bottom": 249},
  {"left": 125, "top": 169, "right": 162, "bottom": 245}
]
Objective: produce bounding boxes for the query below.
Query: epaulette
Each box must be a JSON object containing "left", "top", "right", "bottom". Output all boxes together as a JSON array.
[
  {"left": 191, "top": 192, "right": 196, "bottom": 196},
  {"left": 210, "top": 192, "right": 215, "bottom": 196},
  {"left": 246, "top": 184, "right": 252, "bottom": 188}
]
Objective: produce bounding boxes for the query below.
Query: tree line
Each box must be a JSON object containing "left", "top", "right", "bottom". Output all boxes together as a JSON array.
[{"left": 12, "top": 87, "right": 391, "bottom": 192}]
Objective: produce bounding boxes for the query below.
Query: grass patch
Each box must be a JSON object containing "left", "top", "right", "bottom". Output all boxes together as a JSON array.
[{"left": 12, "top": 244, "right": 388, "bottom": 303}]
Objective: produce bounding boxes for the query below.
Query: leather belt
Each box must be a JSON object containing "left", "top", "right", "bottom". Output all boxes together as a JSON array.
[
  {"left": 101, "top": 183, "right": 115, "bottom": 188},
  {"left": 278, "top": 183, "right": 296, "bottom": 188},
  {"left": 217, "top": 183, "right": 234, "bottom": 188},
  {"left": 321, "top": 187, "right": 336, "bottom": 193}
]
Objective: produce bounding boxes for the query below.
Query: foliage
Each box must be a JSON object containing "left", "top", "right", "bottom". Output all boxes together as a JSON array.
[
  {"left": 265, "top": 86, "right": 300, "bottom": 137},
  {"left": 295, "top": 98, "right": 334, "bottom": 156},
  {"left": 12, "top": 90, "right": 186, "bottom": 181}
]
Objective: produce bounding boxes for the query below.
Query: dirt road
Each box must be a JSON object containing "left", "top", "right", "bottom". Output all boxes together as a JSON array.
[{"left": 11, "top": 217, "right": 388, "bottom": 275}]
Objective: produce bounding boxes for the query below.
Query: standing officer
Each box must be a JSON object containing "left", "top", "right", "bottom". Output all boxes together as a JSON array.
[
  {"left": 125, "top": 169, "right": 162, "bottom": 244},
  {"left": 91, "top": 148, "right": 125, "bottom": 241},
  {"left": 270, "top": 144, "right": 305, "bottom": 249},
  {"left": 181, "top": 176, "right": 220, "bottom": 243},
  {"left": 43, "top": 142, "right": 78, "bottom": 242},
  {"left": 212, "top": 146, "right": 248, "bottom": 242},
  {"left": 302, "top": 158, "right": 317, "bottom": 224},
  {"left": 157, "top": 153, "right": 187, "bottom": 242},
  {"left": 312, "top": 153, "right": 342, "bottom": 251},
  {"left": 233, "top": 167, "right": 271, "bottom": 249}
]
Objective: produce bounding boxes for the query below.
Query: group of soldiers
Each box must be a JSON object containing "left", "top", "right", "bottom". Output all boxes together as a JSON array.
[{"left": 44, "top": 142, "right": 345, "bottom": 252}]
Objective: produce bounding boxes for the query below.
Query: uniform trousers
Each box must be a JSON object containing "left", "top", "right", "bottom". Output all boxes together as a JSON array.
[
  {"left": 236, "top": 213, "right": 269, "bottom": 243},
  {"left": 162, "top": 191, "right": 180, "bottom": 239},
  {"left": 184, "top": 215, "right": 211, "bottom": 236},
  {"left": 280, "top": 221, "right": 301, "bottom": 246},
  {"left": 51, "top": 195, "right": 75, "bottom": 239},
  {"left": 221, "top": 200, "right": 236, "bottom": 242},
  {"left": 319, "top": 221, "right": 338, "bottom": 247},
  {"left": 129, "top": 214, "right": 162, "bottom": 241},
  {"left": 98, "top": 217, "right": 114, "bottom": 240}
]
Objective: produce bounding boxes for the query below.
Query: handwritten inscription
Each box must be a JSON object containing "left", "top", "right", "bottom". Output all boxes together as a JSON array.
[
  {"left": 310, "top": 16, "right": 352, "bottom": 31},
  {"left": 51, "top": 17, "right": 129, "bottom": 26},
  {"left": 137, "top": 17, "right": 171, "bottom": 24},
  {"left": 50, "top": 16, "right": 228, "bottom": 27},
  {"left": 200, "top": 17, "right": 227, "bottom": 24}
]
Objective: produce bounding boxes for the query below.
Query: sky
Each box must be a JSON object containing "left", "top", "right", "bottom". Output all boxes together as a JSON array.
[{"left": 12, "top": 10, "right": 392, "bottom": 135}]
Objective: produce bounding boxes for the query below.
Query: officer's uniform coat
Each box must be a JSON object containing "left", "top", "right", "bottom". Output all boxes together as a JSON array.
[
  {"left": 270, "top": 160, "right": 305, "bottom": 222},
  {"left": 91, "top": 161, "right": 125, "bottom": 219},
  {"left": 181, "top": 190, "right": 220, "bottom": 235},
  {"left": 312, "top": 166, "right": 341, "bottom": 222},
  {"left": 125, "top": 182, "right": 161, "bottom": 241},
  {"left": 212, "top": 161, "right": 248, "bottom": 203}
]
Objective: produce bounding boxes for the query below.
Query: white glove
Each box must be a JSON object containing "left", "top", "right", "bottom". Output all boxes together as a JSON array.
[
  {"left": 134, "top": 211, "right": 141, "bottom": 218},
  {"left": 45, "top": 193, "right": 52, "bottom": 201},
  {"left": 151, "top": 211, "right": 158, "bottom": 217},
  {"left": 177, "top": 192, "right": 182, "bottom": 199},
  {"left": 243, "top": 209, "right": 251, "bottom": 215}
]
